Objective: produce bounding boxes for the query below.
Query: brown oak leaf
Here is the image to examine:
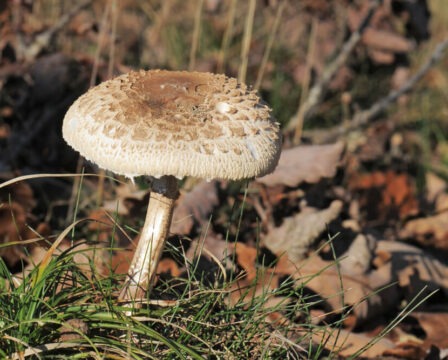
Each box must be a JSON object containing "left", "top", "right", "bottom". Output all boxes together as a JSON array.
[{"left": 257, "top": 142, "right": 344, "bottom": 187}]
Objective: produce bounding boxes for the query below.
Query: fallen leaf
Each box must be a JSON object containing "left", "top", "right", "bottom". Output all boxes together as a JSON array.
[
  {"left": 275, "top": 239, "right": 448, "bottom": 327},
  {"left": 70, "top": 241, "right": 108, "bottom": 276},
  {"left": 411, "top": 312, "right": 448, "bottom": 350},
  {"left": 355, "top": 121, "right": 394, "bottom": 162},
  {"left": 103, "top": 182, "right": 148, "bottom": 216},
  {"left": 382, "top": 342, "right": 426, "bottom": 359},
  {"left": 311, "top": 328, "right": 395, "bottom": 358},
  {"left": 0, "top": 177, "right": 36, "bottom": 212},
  {"left": 400, "top": 212, "right": 448, "bottom": 251},
  {"left": 350, "top": 170, "right": 419, "bottom": 221},
  {"left": 15, "top": 239, "right": 108, "bottom": 287},
  {"left": 229, "top": 272, "right": 280, "bottom": 306},
  {"left": 87, "top": 209, "right": 132, "bottom": 249},
  {"left": 229, "top": 237, "right": 447, "bottom": 330},
  {"left": 59, "top": 318, "right": 89, "bottom": 342},
  {"left": 371, "top": 240, "right": 448, "bottom": 299},
  {"left": 232, "top": 240, "right": 383, "bottom": 326},
  {"left": 257, "top": 142, "right": 344, "bottom": 187},
  {"left": 391, "top": 327, "right": 424, "bottom": 347},
  {"left": 170, "top": 180, "right": 219, "bottom": 235},
  {"left": 382, "top": 173, "right": 419, "bottom": 219},
  {"left": 0, "top": 203, "right": 33, "bottom": 267},
  {"left": 263, "top": 200, "right": 343, "bottom": 262},
  {"left": 362, "top": 28, "right": 414, "bottom": 53},
  {"left": 296, "top": 253, "right": 387, "bottom": 326},
  {"left": 435, "top": 193, "right": 448, "bottom": 212},
  {"left": 229, "top": 242, "right": 297, "bottom": 316},
  {"left": 233, "top": 242, "right": 258, "bottom": 281},
  {"left": 425, "top": 172, "right": 446, "bottom": 205},
  {"left": 186, "top": 231, "right": 233, "bottom": 264},
  {"left": 368, "top": 48, "right": 395, "bottom": 64},
  {"left": 102, "top": 198, "right": 136, "bottom": 217},
  {"left": 156, "top": 258, "right": 183, "bottom": 277},
  {"left": 87, "top": 209, "right": 115, "bottom": 232},
  {"left": 339, "top": 233, "right": 376, "bottom": 276},
  {"left": 347, "top": 1, "right": 415, "bottom": 67}
]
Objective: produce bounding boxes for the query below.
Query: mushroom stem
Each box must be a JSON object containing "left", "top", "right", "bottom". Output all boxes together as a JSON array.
[{"left": 119, "top": 175, "right": 179, "bottom": 306}]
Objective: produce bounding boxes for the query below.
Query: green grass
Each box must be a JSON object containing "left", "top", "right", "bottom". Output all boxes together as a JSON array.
[
  {"left": 0, "top": 238, "right": 305, "bottom": 358},
  {"left": 0, "top": 214, "right": 435, "bottom": 359}
]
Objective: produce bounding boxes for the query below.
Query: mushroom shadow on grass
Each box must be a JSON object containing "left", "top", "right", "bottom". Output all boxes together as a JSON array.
[{"left": 62, "top": 70, "right": 282, "bottom": 308}]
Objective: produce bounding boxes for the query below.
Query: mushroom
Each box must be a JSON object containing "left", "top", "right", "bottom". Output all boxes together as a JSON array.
[{"left": 62, "top": 70, "right": 281, "bottom": 306}]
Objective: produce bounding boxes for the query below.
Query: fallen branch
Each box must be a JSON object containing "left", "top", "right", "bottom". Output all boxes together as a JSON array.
[
  {"left": 286, "top": 0, "right": 382, "bottom": 137},
  {"left": 305, "top": 33, "right": 448, "bottom": 144}
]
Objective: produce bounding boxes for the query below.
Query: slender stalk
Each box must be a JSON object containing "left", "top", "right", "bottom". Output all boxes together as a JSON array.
[
  {"left": 217, "top": 0, "right": 237, "bottom": 74},
  {"left": 238, "top": 0, "right": 256, "bottom": 83},
  {"left": 108, "top": 0, "right": 118, "bottom": 78},
  {"left": 97, "top": 0, "right": 119, "bottom": 207},
  {"left": 90, "top": 1, "right": 111, "bottom": 87},
  {"left": 119, "top": 176, "right": 179, "bottom": 306},
  {"left": 293, "top": 17, "right": 319, "bottom": 144},
  {"left": 189, "top": 0, "right": 204, "bottom": 71},
  {"left": 254, "top": 0, "right": 286, "bottom": 90},
  {"left": 65, "top": 156, "right": 84, "bottom": 225}
]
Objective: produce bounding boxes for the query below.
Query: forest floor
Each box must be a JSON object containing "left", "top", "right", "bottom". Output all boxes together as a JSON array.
[{"left": 1, "top": 0, "right": 448, "bottom": 358}]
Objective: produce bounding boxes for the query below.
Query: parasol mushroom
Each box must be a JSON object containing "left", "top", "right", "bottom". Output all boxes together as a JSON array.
[{"left": 62, "top": 70, "right": 281, "bottom": 306}]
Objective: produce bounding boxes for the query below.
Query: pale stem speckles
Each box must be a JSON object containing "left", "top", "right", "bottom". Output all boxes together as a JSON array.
[{"left": 119, "top": 175, "right": 179, "bottom": 307}]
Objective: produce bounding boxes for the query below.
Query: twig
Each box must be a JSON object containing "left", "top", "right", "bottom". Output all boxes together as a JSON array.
[
  {"left": 238, "top": 0, "right": 257, "bottom": 83},
  {"left": 89, "top": 1, "right": 111, "bottom": 87},
  {"left": 189, "top": 0, "right": 204, "bottom": 71},
  {"left": 293, "top": 16, "right": 319, "bottom": 143},
  {"left": 97, "top": 0, "right": 119, "bottom": 207},
  {"left": 305, "top": 34, "right": 448, "bottom": 143},
  {"left": 21, "top": 0, "right": 93, "bottom": 62},
  {"left": 285, "top": 0, "right": 382, "bottom": 134},
  {"left": 107, "top": 0, "right": 118, "bottom": 78},
  {"left": 254, "top": 0, "right": 287, "bottom": 90},
  {"left": 217, "top": 0, "right": 237, "bottom": 74}
]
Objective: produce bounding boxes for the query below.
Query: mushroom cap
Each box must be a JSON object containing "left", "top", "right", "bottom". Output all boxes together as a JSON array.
[{"left": 62, "top": 70, "right": 281, "bottom": 180}]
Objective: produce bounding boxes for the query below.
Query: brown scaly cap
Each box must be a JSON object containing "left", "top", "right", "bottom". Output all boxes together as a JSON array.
[{"left": 62, "top": 70, "right": 281, "bottom": 180}]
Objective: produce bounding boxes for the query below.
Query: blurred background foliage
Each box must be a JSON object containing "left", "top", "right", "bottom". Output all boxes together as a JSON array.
[{"left": 1, "top": 0, "right": 447, "bottom": 156}]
